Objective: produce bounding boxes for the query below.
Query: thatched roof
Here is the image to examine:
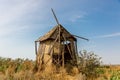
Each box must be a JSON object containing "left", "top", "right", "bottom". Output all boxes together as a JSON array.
[{"left": 36, "top": 24, "right": 76, "bottom": 42}]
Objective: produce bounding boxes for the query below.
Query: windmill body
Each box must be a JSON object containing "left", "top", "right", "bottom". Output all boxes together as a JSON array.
[
  {"left": 35, "top": 9, "right": 88, "bottom": 71},
  {"left": 35, "top": 24, "right": 78, "bottom": 71}
]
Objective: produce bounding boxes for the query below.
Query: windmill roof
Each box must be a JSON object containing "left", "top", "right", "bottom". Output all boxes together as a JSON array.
[{"left": 36, "top": 24, "right": 76, "bottom": 42}]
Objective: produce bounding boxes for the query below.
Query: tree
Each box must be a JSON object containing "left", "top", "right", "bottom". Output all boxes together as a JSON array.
[{"left": 78, "top": 50, "right": 102, "bottom": 80}]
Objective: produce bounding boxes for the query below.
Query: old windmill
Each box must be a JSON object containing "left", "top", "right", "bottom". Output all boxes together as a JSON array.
[{"left": 35, "top": 9, "right": 88, "bottom": 71}]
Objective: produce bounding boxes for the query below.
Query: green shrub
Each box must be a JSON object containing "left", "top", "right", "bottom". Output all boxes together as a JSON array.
[{"left": 78, "top": 50, "right": 102, "bottom": 80}]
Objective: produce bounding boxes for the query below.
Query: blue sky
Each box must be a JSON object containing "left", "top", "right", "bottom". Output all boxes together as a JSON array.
[{"left": 0, "top": 0, "right": 120, "bottom": 64}]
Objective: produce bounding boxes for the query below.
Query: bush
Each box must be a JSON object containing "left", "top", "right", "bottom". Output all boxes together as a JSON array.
[{"left": 78, "top": 50, "right": 102, "bottom": 80}]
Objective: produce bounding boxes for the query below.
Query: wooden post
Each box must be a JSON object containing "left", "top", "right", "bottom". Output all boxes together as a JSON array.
[
  {"left": 58, "top": 25, "right": 61, "bottom": 67},
  {"left": 75, "top": 41, "right": 78, "bottom": 56},
  {"left": 70, "top": 40, "right": 76, "bottom": 62},
  {"left": 35, "top": 41, "right": 37, "bottom": 55},
  {"left": 62, "top": 42, "right": 65, "bottom": 68},
  {"left": 75, "top": 41, "right": 79, "bottom": 65}
]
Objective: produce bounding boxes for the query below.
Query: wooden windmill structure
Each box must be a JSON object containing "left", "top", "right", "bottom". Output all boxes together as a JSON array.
[{"left": 35, "top": 9, "right": 88, "bottom": 71}]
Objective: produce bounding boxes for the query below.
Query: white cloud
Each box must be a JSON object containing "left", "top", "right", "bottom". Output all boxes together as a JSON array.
[
  {"left": 0, "top": 25, "right": 29, "bottom": 38},
  {"left": 0, "top": 0, "right": 32, "bottom": 25},
  {"left": 70, "top": 15, "right": 84, "bottom": 22},
  {"left": 0, "top": 0, "right": 49, "bottom": 59},
  {"left": 0, "top": 0, "right": 45, "bottom": 38},
  {"left": 97, "top": 32, "right": 120, "bottom": 38},
  {"left": 69, "top": 11, "right": 87, "bottom": 22}
]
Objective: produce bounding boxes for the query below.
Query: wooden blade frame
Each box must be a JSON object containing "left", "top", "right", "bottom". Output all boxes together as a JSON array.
[
  {"left": 51, "top": 8, "right": 59, "bottom": 25},
  {"left": 72, "top": 35, "right": 89, "bottom": 41}
]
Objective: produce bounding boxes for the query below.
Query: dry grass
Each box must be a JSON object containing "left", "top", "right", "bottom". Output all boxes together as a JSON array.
[
  {"left": 0, "top": 57, "right": 120, "bottom": 80},
  {"left": 0, "top": 57, "right": 85, "bottom": 80},
  {"left": 0, "top": 68, "right": 84, "bottom": 80}
]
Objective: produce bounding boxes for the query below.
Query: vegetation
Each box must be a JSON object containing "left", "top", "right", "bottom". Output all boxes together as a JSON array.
[
  {"left": 0, "top": 51, "right": 120, "bottom": 80},
  {"left": 78, "top": 50, "right": 102, "bottom": 80},
  {"left": 0, "top": 57, "right": 77, "bottom": 80},
  {"left": 0, "top": 57, "right": 35, "bottom": 80},
  {"left": 98, "top": 65, "right": 120, "bottom": 80}
]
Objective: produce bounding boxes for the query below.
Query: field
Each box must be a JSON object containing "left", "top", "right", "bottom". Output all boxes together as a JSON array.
[
  {"left": 98, "top": 65, "right": 120, "bottom": 80},
  {"left": 0, "top": 57, "right": 120, "bottom": 80}
]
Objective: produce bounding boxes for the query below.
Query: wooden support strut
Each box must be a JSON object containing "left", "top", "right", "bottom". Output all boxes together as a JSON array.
[
  {"left": 62, "top": 41, "right": 65, "bottom": 68},
  {"left": 62, "top": 34, "right": 74, "bottom": 60}
]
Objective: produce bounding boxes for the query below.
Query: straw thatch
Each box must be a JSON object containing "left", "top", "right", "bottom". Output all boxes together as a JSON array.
[{"left": 36, "top": 25, "right": 76, "bottom": 42}]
